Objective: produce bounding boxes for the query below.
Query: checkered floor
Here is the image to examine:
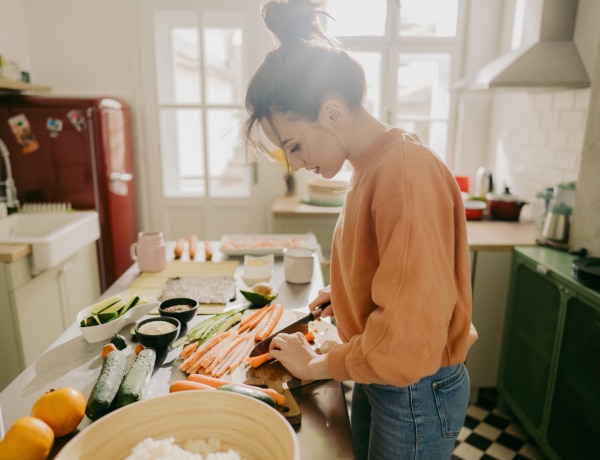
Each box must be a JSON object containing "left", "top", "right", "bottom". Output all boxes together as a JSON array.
[
  {"left": 452, "top": 390, "right": 546, "bottom": 460},
  {"left": 343, "top": 384, "right": 547, "bottom": 460}
]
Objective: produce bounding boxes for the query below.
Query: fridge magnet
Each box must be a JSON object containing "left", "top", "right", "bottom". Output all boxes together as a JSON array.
[
  {"left": 8, "top": 113, "right": 39, "bottom": 154},
  {"left": 67, "top": 109, "right": 86, "bottom": 131},
  {"left": 47, "top": 117, "right": 63, "bottom": 138}
]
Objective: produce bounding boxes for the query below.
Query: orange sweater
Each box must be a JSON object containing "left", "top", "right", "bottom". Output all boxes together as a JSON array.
[{"left": 327, "top": 129, "right": 477, "bottom": 386}]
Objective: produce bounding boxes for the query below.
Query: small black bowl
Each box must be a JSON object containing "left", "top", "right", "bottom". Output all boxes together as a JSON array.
[
  {"left": 158, "top": 297, "right": 198, "bottom": 325},
  {"left": 135, "top": 316, "right": 181, "bottom": 349}
]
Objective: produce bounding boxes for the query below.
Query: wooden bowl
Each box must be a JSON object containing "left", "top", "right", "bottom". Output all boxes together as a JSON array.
[{"left": 55, "top": 391, "right": 300, "bottom": 460}]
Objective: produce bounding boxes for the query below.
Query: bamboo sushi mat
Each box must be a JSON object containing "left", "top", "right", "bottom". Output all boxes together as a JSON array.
[{"left": 122, "top": 260, "right": 239, "bottom": 314}]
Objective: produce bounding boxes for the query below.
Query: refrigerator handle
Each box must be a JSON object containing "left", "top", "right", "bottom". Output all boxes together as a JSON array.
[{"left": 109, "top": 172, "right": 133, "bottom": 183}]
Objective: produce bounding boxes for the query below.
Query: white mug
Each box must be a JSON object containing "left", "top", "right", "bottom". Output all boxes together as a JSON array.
[
  {"left": 283, "top": 247, "right": 315, "bottom": 284},
  {"left": 130, "top": 231, "right": 167, "bottom": 273}
]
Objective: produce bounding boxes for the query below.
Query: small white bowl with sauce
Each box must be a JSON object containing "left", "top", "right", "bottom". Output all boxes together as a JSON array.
[{"left": 134, "top": 316, "right": 181, "bottom": 350}]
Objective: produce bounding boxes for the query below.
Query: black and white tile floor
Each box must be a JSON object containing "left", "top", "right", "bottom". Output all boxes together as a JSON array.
[{"left": 343, "top": 384, "right": 547, "bottom": 460}]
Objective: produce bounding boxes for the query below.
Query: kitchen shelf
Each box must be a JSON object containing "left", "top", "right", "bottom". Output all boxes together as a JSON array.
[{"left": 0, "top": 79, "right": 51, "bottom": 93}]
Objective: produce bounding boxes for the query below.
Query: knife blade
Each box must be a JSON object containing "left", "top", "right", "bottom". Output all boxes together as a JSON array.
[{"left": 248, "top": 301, "right": 330, "bottom": 357}]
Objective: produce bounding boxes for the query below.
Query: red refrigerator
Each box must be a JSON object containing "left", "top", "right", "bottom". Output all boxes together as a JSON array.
[{"left": 0, "top": 95, "right": 139, "bottom": 292}]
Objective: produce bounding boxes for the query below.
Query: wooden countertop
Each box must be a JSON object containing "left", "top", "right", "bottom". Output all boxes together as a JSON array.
[
  {"left": 272, "top": 195, "right": 537, "bottom": 250},
  {"left": 0, "top": 244, "right": 31, "bottom": 262}
]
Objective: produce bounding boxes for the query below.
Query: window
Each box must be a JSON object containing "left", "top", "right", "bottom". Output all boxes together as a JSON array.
[
  {"left": 325, "top": 0, "right": 464, "bottom": 162},
  {"left": 153, "top": 9, "right": 249, "bottom": 198},
  {"left": 151, "top": 1, "right": 464, "bottom": 196}
]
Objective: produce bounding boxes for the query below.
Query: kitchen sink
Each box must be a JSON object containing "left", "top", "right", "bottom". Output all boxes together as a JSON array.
[{"left": 0, "top": 211, "right": 100, "bottom": 271}]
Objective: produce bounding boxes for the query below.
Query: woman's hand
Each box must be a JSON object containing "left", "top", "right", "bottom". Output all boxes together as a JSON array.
[
  {"left": 310, "top": 285, "right": 334, "bottom": 317},
  {"left": 269, "top": 332, "right": 332, "bottom": 381}
]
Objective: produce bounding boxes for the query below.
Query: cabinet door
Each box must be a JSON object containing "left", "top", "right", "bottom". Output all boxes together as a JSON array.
[
  {"left": 13, "top": 268, "right": 63, "bottom": 366},
  {"left": 498, "top": 262, "right": 560, "bottom": 429},
  {"left": 547, "top": 296, "right": 599, "bottom": 458},
  {"left": 59, "top": 243, "right": 101, "bottom": 323}
]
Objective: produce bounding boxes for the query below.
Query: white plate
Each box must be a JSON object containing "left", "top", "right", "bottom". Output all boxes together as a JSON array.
[
  {"left": 220, "top": 233, "right": 318, "bottom": 256},
  {"left": 76, "top": 300, "right": 159, "bottom": 343}
]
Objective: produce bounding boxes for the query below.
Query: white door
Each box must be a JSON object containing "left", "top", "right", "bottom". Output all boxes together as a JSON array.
[{"left": 136, "top": 0, "right": 283, "bottom": 241}]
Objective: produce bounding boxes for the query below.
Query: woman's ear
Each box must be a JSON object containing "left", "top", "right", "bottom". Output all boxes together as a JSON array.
[{"left": 319, "top": 99, "right": 345, "bottom": 126}]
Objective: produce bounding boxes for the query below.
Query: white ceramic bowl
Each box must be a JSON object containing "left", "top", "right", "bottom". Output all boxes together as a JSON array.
[
  {"left": 55, "top": 391, "right": 300, "bottom": 460},
  {"left": 306, "top": 179, "right": 348, "bottom": 206},
  {"left": 77, "top": 301, "right": 159, "bottom": 343}
]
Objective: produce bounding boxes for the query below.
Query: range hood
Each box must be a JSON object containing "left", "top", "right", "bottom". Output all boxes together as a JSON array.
[{"left": 455, "top": 0, "right": 590, "bottom": 90}]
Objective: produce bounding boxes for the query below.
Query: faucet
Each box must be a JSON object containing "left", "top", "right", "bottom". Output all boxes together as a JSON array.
[{"left": 0, "top": 137, "right": 20, "bottom": 214}]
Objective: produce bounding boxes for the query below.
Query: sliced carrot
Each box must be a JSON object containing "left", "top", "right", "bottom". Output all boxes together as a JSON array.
[
  {"left": 255, "top": 303, "right": 284, "bottom": 341},
  {"left": 188, "top": 235, "right": 198, "bottom": 260},
  {"left": 247, "top": 352, "right": 272, "bottom": 369},
  {"left": 238, "top": 305, "right": 273, "bottom": 333},
  {"left": 226, "top": 337, "right": 255, "bottom": 373},
  {"left": 180, "top": 330, "right": 233, "bottom": 373},
  {"left": 212, "top": 335, "right": 254, "bottom": 377},
  {"left": 305, "top": 330, "right": 316, "bottom": 342},
  {"left": 187, "top": 374, "right": 286, "bottom": 406},
  {"left": 204, "top": 240, "right": 213, "bottom": 261},
  {"left": 174, "top": 237, "right": 185, "bottom": 259},
  {"left": 134, "top": 344, "right": 145, "bottom": 355},
  {"left": 102, "top": 343, "right": 117, "bottom": 359},
  {"left": 205, "top": 334, "right": 246, "bottom": 375},
  {"left": 169, "top": 380, "right": 215, "bottom": 393}
]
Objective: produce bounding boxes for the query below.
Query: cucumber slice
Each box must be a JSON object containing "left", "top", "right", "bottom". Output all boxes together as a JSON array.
[{"left": 89, "top": 294, "right": 122, "bottom": 314}]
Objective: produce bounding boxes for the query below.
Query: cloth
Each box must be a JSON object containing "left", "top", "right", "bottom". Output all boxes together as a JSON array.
[{"left": 327, "top": 128, "right": 477, "bottom": 386}]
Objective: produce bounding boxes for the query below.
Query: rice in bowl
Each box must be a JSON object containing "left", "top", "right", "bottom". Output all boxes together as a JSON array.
[{"left": 126, "top": 436, "right": 244, "bottom": 460}]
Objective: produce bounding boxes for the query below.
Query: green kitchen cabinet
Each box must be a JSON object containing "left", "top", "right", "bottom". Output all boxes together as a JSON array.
[{"left": 497, "top": 246, "right": 599, "bottom": 459}]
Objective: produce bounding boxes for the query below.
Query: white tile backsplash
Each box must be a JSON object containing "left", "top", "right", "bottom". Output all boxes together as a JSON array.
[{"left": 488, "top": 88, "right": 590, "bottom": 212}]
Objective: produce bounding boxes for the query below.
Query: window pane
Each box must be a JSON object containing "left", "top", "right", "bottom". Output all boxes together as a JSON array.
[
  {"left": 396, "top": 53, "right": 451, "bottom": 118},
  {"left": 204, "top": 27, "right": 244, "bottom": 104},
  {"left": 326, "top": 0, "right": 387, "bottom": 37},
  {"left": 395, "top": 120, "right": 448, "bottom": 161},
  {"left": 159, "top": 108, "right": 205, "bottom": 196},
  {"left": 154, "top": 11, "right": 201, "bottom": 104},
  {"left": 348, "top": 51, "right": 381, "bottom": 117},
  {"left": 206, "top": 109, "right": 249, "bottom": 198},
  {"left": 399, "top": 0, "right": 458, "bottom": 37}
]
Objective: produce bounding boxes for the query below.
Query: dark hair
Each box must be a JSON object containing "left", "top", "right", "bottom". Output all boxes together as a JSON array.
[{"left": 244, "top": 0, "right": 366, "bottom": 155}]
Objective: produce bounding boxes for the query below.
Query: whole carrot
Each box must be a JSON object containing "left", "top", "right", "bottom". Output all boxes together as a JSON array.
[
  {"left": 188, "top": 235, "right": 198, "bottom": 260},
  {"left": 170, "top": 380, "right": 215, "bottom": 393},
  {"left": 248, "top": 331, "right": 316, "bottom": 369},
  {"left": 174, "top": 238, "right": 185, "bottom": 259},
  {"left": 204, "top": 240, "right": 213, "bottom": 261},
  {"left": 187, "top": 374, "right": 285, "bottom": 406}
]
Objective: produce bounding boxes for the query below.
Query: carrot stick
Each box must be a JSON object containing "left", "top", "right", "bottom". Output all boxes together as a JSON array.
[
  {"left": 188, "top": 235, "right": 198, "bottom": 260},
  {"left": 212, "top": 336, "right": 253, "bottom": 377},
  {"left": 188, "top": 374, "right": 286, "bottom": 406},
  {"left": 169, "top": 380, "right": 215, "bottom": 393},
  {"left": 238, "top": 305, "right": 273, "bottom": 333},
  {"left": 179, "top": 330, "right": 233, "bottom": 373},
  {"left": 204, "top": 240, "right": 213, "bottom": 261},
  {"left": 174, "top": 238, "right": 185, "bottom": 259},
  {"left": 255, "top": 303, "right": 284, "bottom": 341},
  {"left": 205, "top": 334, "right": 246, "bottom": 375},
  {"left": 200, "top": 334, "right": 236, "bottom": 370},
  {"left": 180, "top": 342, "right": 198, "bottom": 359},
  {"left": 227, "top": 337, "right": 255, "bottom": 373}
]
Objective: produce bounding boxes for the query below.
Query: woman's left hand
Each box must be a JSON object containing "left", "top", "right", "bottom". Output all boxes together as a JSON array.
[{"left": 269, "top": 332, "right": 332, "bottom": 381}]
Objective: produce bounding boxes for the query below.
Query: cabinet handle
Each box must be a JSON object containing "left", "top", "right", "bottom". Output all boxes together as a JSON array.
[{"left": 109, "top": 172, "right": 133, "bottom": 183}]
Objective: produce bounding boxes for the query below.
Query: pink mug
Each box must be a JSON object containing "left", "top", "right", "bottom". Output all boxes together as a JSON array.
[{"left": 130, "top": 231, "right": 167, "bottom": 273}]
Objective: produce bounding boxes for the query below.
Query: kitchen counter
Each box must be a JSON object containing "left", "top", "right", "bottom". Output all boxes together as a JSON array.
[
  {"left": 0, "top": 243, "right": 355, "bottom": 459},
  {"left": 0, "top": 243, "right": 30, "bottom": 262},
  {"left": 272, "top": 195, "right": 537, "bottom": 250}
]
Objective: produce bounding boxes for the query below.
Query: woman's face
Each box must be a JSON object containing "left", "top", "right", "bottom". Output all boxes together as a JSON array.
[{"left": 261, "top": 111, "right": 347, "bottom": 179}]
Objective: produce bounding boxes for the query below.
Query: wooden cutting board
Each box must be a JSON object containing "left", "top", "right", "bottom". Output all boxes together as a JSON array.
[{"left": 230, "top": 311, "right": 341, "bottom": 425}]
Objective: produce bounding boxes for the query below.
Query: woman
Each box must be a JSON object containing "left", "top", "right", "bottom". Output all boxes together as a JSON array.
[{"left": 244, "top": 1, "right": 478, "bottom": 458}]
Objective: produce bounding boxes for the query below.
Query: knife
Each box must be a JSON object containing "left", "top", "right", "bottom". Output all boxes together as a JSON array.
[{"left": 248, "top": 301, "right": 330, "bottom": 357}]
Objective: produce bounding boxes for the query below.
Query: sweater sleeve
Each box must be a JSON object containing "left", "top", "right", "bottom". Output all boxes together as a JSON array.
[{"left": 326, "top": 137, "right": 473, "bottom": 386}]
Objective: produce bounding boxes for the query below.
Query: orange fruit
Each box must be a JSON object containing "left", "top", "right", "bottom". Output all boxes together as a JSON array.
[
  {"left": 31, "top": 387, "right": 86, "bottom": 438},
  {"left": 0, "top": 415, "right": 54, "bottom": 460}
]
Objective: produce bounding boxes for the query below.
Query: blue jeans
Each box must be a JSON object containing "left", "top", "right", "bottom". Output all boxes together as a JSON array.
[{"left": 351, "top": 363, "right": 470, "bottom": 460}]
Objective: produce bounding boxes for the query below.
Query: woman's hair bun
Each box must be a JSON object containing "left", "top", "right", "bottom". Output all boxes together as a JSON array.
[{"left": 262, "top": 0, "right": 326, "bottom": 46}]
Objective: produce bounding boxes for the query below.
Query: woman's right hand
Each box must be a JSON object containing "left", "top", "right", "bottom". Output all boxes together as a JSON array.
[{"left": 310, "top": 285, "right": 334, "bottom": 317}]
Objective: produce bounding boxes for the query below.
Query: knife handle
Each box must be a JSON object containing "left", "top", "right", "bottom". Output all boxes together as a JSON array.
[{"left": 310, "top": 301, "right": 331, "bottom": 320}]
